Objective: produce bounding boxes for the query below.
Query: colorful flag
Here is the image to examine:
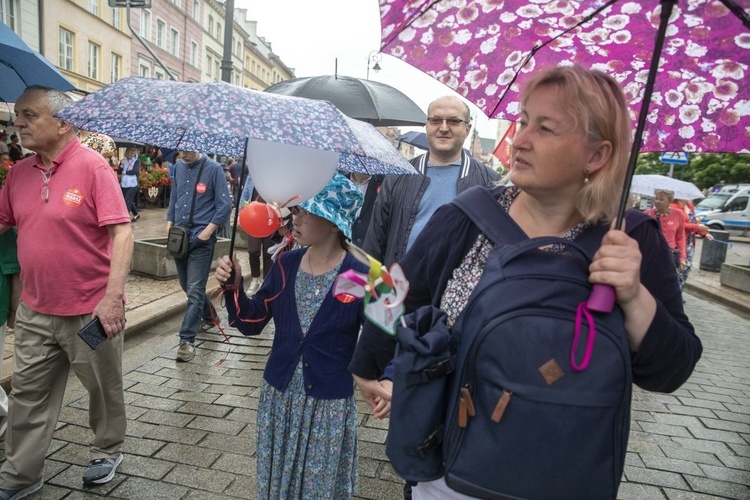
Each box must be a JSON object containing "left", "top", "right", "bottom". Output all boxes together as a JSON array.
[{"left": 492, "top": 122, "right": 516, "bottom": 168}]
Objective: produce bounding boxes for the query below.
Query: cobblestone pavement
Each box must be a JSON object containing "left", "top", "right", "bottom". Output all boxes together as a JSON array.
[{"left": 0, "top": 291, "right": 747, "bottom": 499}]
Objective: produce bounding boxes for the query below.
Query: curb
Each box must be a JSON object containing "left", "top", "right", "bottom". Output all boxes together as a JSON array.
[{"left": 685, "top": 282, "right": 750, "bottom": 318}]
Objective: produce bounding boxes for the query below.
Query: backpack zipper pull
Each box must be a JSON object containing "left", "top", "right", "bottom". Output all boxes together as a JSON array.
[
  {"left": 458, "top": 387, "right": 476, "bottom": 428},
  {"left": 491, "top": 390, "right": 512, "bottom": 423}
]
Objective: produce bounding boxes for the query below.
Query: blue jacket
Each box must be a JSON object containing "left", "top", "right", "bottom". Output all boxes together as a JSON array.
[{"left": 225, "top": 248, "right": 367, "bottom": 399}]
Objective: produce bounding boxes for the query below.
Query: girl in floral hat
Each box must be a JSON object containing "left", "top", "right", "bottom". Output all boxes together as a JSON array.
[{"left": 215, "top": 173, "right": 366, "bottom": 499}]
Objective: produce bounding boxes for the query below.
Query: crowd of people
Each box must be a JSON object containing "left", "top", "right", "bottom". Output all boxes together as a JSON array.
[{"left": 0, "top": 66, "right": 704, "bottom": 500}]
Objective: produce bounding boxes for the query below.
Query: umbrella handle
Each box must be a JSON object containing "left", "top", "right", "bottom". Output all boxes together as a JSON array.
[{"left": 587, "top": 283, "right": 616, "bottom": 313}]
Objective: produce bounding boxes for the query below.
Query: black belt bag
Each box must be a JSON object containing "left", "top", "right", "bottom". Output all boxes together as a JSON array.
[
  {"left": 167, "top": 226, "right": 189, "bottom": 258},
  {"left": 167, "top": 157, "right": 207, "bottom": 259}
]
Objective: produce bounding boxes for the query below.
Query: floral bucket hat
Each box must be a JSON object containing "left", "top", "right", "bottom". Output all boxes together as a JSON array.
[{"left": 299, "top": 173, "right": 364, "bottom": 240}]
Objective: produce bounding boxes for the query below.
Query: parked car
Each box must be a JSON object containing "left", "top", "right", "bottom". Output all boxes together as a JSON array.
[{"left": 698, "top": 187, "right": 750, "bottom": 235}]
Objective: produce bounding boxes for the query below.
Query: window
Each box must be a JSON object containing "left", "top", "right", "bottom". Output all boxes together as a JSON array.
[
  {"left": 190, "top": 41, "right": 198, "bottom": 67},
  {"left": 1, "top": 0, "right": 17, "bottom": 30},
  {"left": 111, "top": 6, "right": 120, "bottom": 28},
  {"left": 87, "top": 41, "right": 100, "bottom": 80},
  {"left": 214, "top": 59, "right": 220, "bottom": 80},
  {"left": 141, "top": 10, "right": 151, "bottom": 40},
  {"left": 170, "top": 29, "right": 179, "bottom": 56},
  {"left": 58, "top": 28, "right": 74, "bottom": 71},
  {"left": 156, "top": 20, "right": 165, "bottom": 48},
  {"left": 111, "top": 53, "right": 121, "bottom": 82},
  {"left": 88, "top": 0, "right": 98, "bottom": 15},
  {"left": 139, "top": 58, "right": 150, "bottom": 78},
  {"left": 217, "top": 23, "right": 221, "bottom": 38},
  {"left": 236, "top": 40, "right": 241, "bottom": 57},
  {"left": 206, "top": 54, "right": 212, "bottom": 76},
  {"left": 208, "top": 15, "right": 213, "bottom": 37},
  {"left": 169, "top": 0, "right": 180, "bottom": 7},
  {"left": 192, "top": 0, "right": 199, "bottom": 19},
  {"left": 154, "top": 68, "right": 165, "bottom": 80}
]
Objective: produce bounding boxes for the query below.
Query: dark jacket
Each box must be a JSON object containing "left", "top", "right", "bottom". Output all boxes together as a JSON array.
[
  {"left": 363, "top": 149, "right": 499, "bottom": 266},
  {"left": 350, "top": 186, "right": 702, "bottom": 393},
  {"left": 225, "top": 248, "right": 368, "bottom": 399},
  {"left": 350, "top": 174, "right": 384, "bottom": 248}
]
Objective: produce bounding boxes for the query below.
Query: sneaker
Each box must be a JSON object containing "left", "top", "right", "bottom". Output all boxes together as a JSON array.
[
  {"left": 82, "top": 453, "right": 123, "bottom": 485},
  {"left": 132, "top": 213, "right": 140, "bottom": 221},
  {"left": 246, "top": 278, "right": 261, "bottom": 295},
  {"left": 200, "top": 320, "right": 214, "bottom": 332},
  {"left": 176, "top": 341, "right": 195, "bottom": 362},
  {"left": 0, "top": 479, "right": 44, "bottom": 499}
]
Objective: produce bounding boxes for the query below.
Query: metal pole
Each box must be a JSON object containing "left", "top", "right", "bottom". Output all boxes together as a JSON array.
[{"left": 220, "top": 0, "right": 235, "bottom": 83}]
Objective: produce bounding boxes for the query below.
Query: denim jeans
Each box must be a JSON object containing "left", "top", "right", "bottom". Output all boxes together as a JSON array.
[{"left": 174, "top": 235, "right": 217, "bottom": 343}]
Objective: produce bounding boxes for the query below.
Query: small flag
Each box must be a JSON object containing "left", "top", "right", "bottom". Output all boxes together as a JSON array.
[{"left": 492, "top": 122, "right": 516, "bottom": 168}]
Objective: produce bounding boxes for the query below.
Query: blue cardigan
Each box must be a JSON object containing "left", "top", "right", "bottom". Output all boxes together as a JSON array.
[{"left": 225, "top": 248, "right": 367, "bottom": 399}]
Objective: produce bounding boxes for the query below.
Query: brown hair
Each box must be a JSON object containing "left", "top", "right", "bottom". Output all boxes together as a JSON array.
[{"left": 520, "top": 65, "right": 632, "bottom": 222}]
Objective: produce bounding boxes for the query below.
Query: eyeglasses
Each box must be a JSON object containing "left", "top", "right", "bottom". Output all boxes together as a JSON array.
[
  {"left": 290, "top": 206, "right": 311, "bottom": 223},
  {"left": 40, "top": 170, "right": 51, "bottom": 203},
  {"left": 426, "top": 117, "right": 469, "bottom": 127}
]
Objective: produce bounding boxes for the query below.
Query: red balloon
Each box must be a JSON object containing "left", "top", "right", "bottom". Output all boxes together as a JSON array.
[{"left": 239, "top": 201, "right": 279, "bottom": 238}]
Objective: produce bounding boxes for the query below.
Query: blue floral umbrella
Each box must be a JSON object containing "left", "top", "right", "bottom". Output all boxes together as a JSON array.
[{"left": 56, "top": 77, "right": 415, "bottom": 176}]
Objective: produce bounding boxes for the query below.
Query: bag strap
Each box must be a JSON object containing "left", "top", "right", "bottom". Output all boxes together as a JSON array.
[
  {"left": 187, "top": 157, "right": 207, "bottom": 229},
  {"left": 451, "top": 186, "right": 524, "bottom": 246},
  {"left": 452, "top": 186, "right": 638, "bottom": 259}
]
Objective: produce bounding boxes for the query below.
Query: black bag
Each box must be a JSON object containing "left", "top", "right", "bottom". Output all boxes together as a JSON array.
[
  {"left": 167, "top": 225, "right": 189, "bottom": 258},
  {"left": 387, "top": 186, "right": 646, "bottom": 499},
  {"left": 167, "top": 158, "right": 207, "bottom": 259},
  {"left": 671, "top": 249, "right": 681, "bottom": 268},
  {"left": 386, "top": 306, "right": 454, "bottom": 482}
]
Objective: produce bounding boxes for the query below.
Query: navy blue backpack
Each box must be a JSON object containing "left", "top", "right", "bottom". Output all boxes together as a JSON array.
[{"left": 387, "top": 187, "right": 644, "bottom": 499}]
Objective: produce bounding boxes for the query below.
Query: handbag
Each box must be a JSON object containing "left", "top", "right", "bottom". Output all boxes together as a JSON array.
[
  {"left": 167, "top": 158, "right": 207, "bottom": 259},
  {"left": 167, "top": 226, "right": 189, "bottom": 258}
]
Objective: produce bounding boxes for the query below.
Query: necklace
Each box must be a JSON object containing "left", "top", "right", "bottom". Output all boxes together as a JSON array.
[{"left": 306, "top": 250, "right": 344, "bottom": 296}]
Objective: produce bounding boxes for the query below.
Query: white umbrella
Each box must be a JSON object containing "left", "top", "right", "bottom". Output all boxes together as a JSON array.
[{"left": 630, "top": 175, "right": 704, "bottom": 201}]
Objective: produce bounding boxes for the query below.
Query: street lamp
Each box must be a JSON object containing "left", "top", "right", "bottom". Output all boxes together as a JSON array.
[{"left": 367, "top": 51, "right": 382, "bottom": 80}]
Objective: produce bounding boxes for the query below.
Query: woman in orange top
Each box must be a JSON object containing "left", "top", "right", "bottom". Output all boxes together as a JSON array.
[
  {"left": 644, "top": 189, "right": 686, "bottom": 271},
  {"left": 672, "top": 198, "right": 714, "bottom": 291}
]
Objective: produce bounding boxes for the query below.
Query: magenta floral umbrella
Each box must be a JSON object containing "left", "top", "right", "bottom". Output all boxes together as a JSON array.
[{"left": 380, "top": 0, "right": 750, "bottom": 154}]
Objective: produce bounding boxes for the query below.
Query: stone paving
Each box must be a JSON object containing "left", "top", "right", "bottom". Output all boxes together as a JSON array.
[{"left": 1, "top": 206, "right": 749, "bottom": 499}]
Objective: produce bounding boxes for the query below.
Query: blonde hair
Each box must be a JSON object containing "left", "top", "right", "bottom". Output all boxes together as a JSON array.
[
  {"left": 654, "top": 189, "right": 675, "bottom": 203},
  {"left": 519, "top": 66, "right": 632, "bottom": 222}
]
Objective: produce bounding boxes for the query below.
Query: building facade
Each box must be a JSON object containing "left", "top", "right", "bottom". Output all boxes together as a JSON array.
[{"left": 5, "top": 0, "right": 294, "bottom": 95}]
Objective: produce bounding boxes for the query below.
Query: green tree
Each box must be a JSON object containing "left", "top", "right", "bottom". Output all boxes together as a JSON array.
[{"left": 634, "top": 153, "right": 750, "bottom": 191}]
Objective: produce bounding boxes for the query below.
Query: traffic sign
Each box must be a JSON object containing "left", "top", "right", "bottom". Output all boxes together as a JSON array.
[
  {"left": 108, "top": 0, "right": 151, "bottom": 7},
  {"left": 660, "top": 152, "right": 689, "bottom": 165}
]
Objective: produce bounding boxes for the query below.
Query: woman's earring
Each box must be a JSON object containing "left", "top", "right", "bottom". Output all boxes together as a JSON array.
[{"left": 584, "top": 168, "right": 590, "bottom": 184}]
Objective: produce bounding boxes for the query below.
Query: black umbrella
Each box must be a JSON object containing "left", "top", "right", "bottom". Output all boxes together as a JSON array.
[{"left": 265, "top": 75, "right": 427, "bottom": 127}]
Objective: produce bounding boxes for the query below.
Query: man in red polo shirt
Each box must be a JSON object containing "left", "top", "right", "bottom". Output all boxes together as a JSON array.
[{"left": 0, "top": 86, "right": 133, "bottom": 499}]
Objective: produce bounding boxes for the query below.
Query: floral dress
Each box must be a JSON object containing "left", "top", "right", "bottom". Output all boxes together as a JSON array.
[{"left": 255, "top": 262, "right": 358, "bottom": 500}]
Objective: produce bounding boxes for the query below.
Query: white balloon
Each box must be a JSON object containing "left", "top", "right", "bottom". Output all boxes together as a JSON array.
[{"left": 246, "top": 139, "right": 338, "bottom": 207}]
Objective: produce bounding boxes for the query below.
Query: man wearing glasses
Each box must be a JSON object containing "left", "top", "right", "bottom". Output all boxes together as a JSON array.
[
  {"left": 0, "top": 86, "right": 133, "bottom": 499},
  {"left": 362, "top": 96, "right": 499, "bottom": 267},
  {"left": 353, "top": 96, "right": 498, "bottom": 500}
]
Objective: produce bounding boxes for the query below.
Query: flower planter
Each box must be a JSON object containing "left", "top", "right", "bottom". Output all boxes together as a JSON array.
[
  {"left": 719, "top": 264, "right": 750, "bottom": 294},
  {"left": 131, "top": 237, "right": 231, "bottom": 279}
]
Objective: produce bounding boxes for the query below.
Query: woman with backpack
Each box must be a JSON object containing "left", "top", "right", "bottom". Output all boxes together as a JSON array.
[
  {"left": 215, "top": 173, "right": 366, "bottom": 499},
  {"left": 350, "top": 65, "right": 702, "bottom": 499}
]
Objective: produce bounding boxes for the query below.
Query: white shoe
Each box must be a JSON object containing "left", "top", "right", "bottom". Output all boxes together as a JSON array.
[{"left": 246, "top": 279, "right": 261, "bottom": 295}]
